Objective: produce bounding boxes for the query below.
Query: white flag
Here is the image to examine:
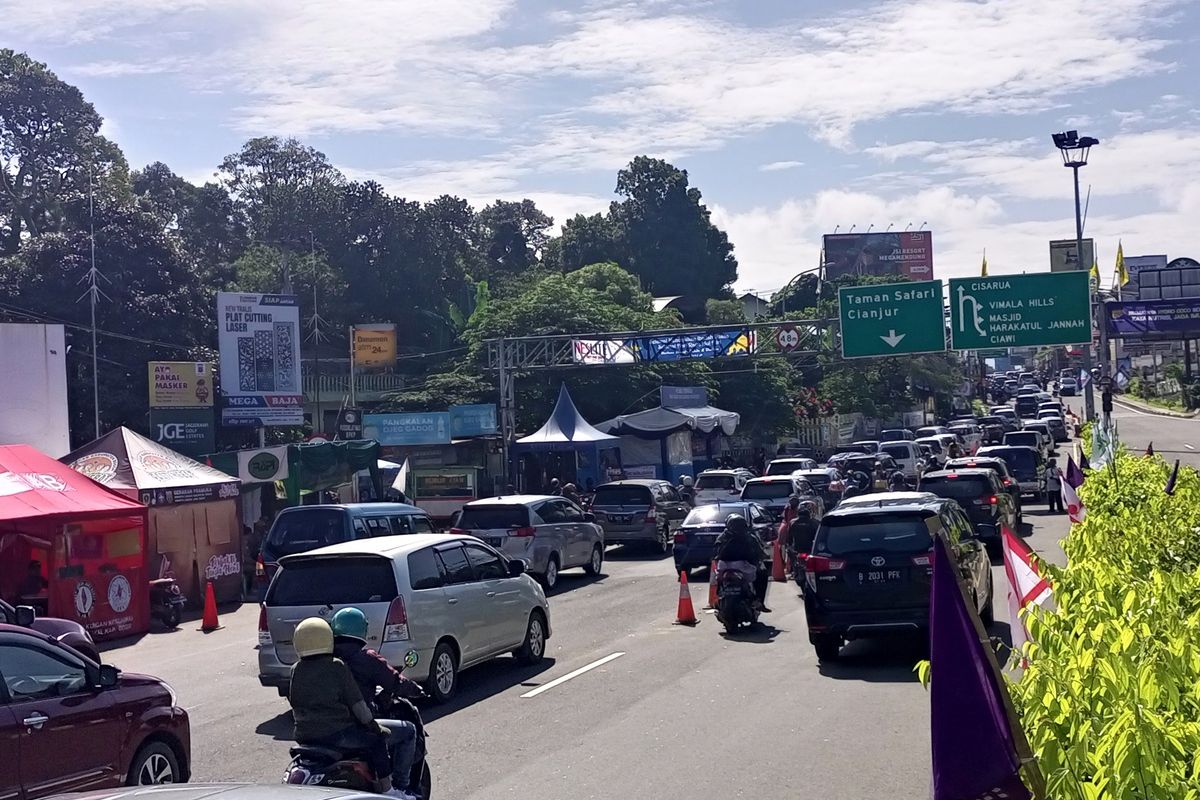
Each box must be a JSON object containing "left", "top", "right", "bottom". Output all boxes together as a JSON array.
[
  {"left": 391, "top": 458, "right": 410, "bottom": 494},
  {"left": 1061, "top": 480, "right": 1086, "bottom": 524},
  {"left": 1002, "top": 526, "right": 1053, "bottom": 669}
]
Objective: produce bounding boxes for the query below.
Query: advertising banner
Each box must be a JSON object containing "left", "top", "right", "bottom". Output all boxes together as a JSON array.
[
  {"left": 236, "top": 446, "right": 290, "bottom": 483},
  {"left": 572, "top": 339, "right": 636, "bottom": 365},
  {"left": 364, "top": 412, "right": 451, "bottom": 446},
  {"left": 148, "top": 362, "right": 214, "bottom": 408},
  {"left": 216, "top": 292, "right": 303, "bottom": 427},
  {"left": 1049, "top": 239, "right": 1094, "bottom": 272},
  {"left": 660, "top": 386, "right": 708, "bottom": 408},
  {"left": 1105, "top": 299, "right": 1200, "bottom": 339},
  {"left": 632, "top": 329, "right": 756, "bottom": 361},
  {"left": 823, "top": 231, "right": 934, "bottom": 281},
  {"left": 448, "top": 404, "right": 498, "bottom": 437},
  {"left": 352, "top": 324, "right": 397, "bottom": 368},
  {"left": 150, "top": 408, "right": 215, "bottom": 458},
  {"left": 0, "top": 323, "right": 70, "bottom": 458}
]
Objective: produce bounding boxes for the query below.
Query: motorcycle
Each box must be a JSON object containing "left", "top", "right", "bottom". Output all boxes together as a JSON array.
[
  {"left": 715, "top": 568, "right": 760, "bottom": 633},
  {"left": 148, "top": 577, "right": 187, "bottom": 629},
  {"left": 283, "top": 690, "right": 433, "bottom": 799}
]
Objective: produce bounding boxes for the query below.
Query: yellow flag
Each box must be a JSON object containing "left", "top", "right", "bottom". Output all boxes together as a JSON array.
[
  {"left": 1116, "top": 240, "right": 1129, "bottom": 286},
  {"left": 980, "top": 250, "right": 988, "bottom": 277},
  {"left": 1089, "top": 255, "right": 1099, "bottom": 282}
]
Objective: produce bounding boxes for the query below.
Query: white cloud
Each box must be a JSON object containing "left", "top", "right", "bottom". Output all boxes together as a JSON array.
[{"left": 760, "top": 161, "right": 805, "bottom": 172}]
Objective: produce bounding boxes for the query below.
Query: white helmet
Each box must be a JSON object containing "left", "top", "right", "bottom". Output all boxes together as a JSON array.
[{"left": 681, "top": 475, "right": 694, "bottom": 487}]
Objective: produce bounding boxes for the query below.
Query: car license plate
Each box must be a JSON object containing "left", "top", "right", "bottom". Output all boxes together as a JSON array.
[
  {"left": 611, "top": 515, "right": 630, "bottom": 524},
  {"left": 483, "top": 537, "right": 504, "bottom": 547},
  {"left": 697, "top": 534, "right": 718, "bottom": 544},
  {"left": 857, "top": 569, "right": 904, "bottom": 585}
]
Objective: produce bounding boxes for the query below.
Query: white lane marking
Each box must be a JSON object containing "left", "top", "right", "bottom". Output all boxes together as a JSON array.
[
  {"left": 520, "top": 652, "right": 625, "bottom": 698},
  {"left": 1187, "top": 444, "right": 1195, "bottom": 451}
]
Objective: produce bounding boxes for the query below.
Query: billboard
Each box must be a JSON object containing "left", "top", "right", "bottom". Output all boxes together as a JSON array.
[
  {"left": 150, "top": 408, "right": 215, "bottom": 458},
  {"left": 1105, "top": 299, "right": 1200, "bottom": 339},
  {"left": 1049, "top": 238, "right": 1094, "bottom": 272},
  {"left": 448, "top": 404, "right": 498, "bottom": 437},
  {"left": 363, "top": 412, "right": 451, "bottom": 446},
  {"left": 0, "top": 324, "right": 71, "bottom": 457},
  {"left": 571, "top": 330, "right": 756, "bottom": 364},
  {"left": 148, "top": 362, "right": 214, "bottom": 408},
  {"left": 352, "top": 324, "right": 396, "bottom": 368},
  {"left": 823, "top": 231, "right": 933, "bottom": 281},
  {"left": 216, "top": 292, "right": 303, "bottom": 427}
]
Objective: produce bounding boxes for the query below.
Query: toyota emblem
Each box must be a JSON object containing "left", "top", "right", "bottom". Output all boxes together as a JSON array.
[{"left": 870, "top": 556, "right": 886, "bottom": 567}]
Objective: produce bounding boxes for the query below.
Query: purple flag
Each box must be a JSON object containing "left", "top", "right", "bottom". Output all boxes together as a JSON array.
[
  {"left": 1165, "top": 459, "right": 1180, "bottom": 496},
  {"left": 931, "top": 534, "right": 1031, "bottom": 800},
  {"left": 1079, "top": 450, "right": 1090, "bottom": 472},
  {"left": 1065, "top": 454, "right": 1085, "bottom": 490}
]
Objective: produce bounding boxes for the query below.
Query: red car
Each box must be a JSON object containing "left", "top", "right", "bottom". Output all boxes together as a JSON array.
[{"left": 0, "top": 623, "right": 190, "bottom": 799}]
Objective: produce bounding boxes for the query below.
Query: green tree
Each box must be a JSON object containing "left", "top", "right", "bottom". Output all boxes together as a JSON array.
[
  {"left": 475, "top": 199, "right": 553, "bottom": 291},
  {"left": 557, "top": 212, "right": 623, "bottom": 272},
  {"left": 1, "top": 50, "right": 127, "bottom": 253},
  {"left": 610, "top": 156, "right": 737, "bottom": 297}
]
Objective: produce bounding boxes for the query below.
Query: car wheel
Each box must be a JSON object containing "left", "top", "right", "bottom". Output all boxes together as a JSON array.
[
  {"left": 514, "top": 611, "right": 547, "bottom": 665},
  {"left": 127, "top": 741, "right": 182, "bottom": 786},
  {"left": 540, "top": 555, "right": 560, "bottom": 590},
  {"left": 426, "top": 641, "right": 459, "bottom": 703},
  {"left": 980, "top": 580, "right": 995, "bottom": 626},
  {"left": 584, "top": 544, "right": 603, "bottom": 576},
  {"left": 655, "top": 525, "right": 671, "bottom": 554},
  {"left": 813, "top": 635, "right": 841, "bottom": 662}
]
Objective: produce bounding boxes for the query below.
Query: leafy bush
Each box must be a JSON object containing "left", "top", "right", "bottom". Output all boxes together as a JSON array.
[{"left": 1009, "top": 454, "right": 1200, "bottom": 798}]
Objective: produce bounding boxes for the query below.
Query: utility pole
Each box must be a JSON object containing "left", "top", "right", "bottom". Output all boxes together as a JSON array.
[{"left": 76, "top": 164, "right": 109, "bottom": 439}]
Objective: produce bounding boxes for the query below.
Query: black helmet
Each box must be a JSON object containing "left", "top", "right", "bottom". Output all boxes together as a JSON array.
[
  {"left": 795, "top": 505, "right": 812, "bottom": 521},
  {"left": 787, "top": 495, "right": 801, "bottom": 509},
  {"left": 725, "top": 514, "right": 749, "bottom": 535}
]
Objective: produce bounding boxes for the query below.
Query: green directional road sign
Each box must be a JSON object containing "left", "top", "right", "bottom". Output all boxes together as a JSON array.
[
  {"left": 949, "top": 271, "right": 1091, "bottom": 350},
  {"left": 838, "top": 280, "right": 945, "bottom": 358}
]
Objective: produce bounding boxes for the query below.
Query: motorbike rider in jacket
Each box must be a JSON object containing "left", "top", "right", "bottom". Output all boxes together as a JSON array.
[{"left": 714, "top": 514, "right": 771, "bottom": 612}]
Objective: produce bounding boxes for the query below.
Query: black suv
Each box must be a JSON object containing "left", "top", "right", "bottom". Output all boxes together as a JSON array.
[
  {"left": 918, "top": 468, "right": 1017, "bottom": 547},
  {"left": 943, "top": 456, "right": 1023, "bottom": 527},
  {"left": 803, "top": 494, "right": 993, "bottom": 661}
]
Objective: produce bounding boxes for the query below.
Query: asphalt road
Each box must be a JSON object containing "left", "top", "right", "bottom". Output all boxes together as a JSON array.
[{"left": 101, "top": 483, "right": 1075, "bottom": 799}]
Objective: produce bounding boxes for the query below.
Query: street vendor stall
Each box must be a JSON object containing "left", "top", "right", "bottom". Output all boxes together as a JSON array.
[
  {"left": 512, "top": 385, "right": 622, "bottom": 491},
  {"left": 0, "top": 444, "right": 150, "bottom": 641},
  {"left": 64, "top": 427, "right": 242, "bottom": 605}
]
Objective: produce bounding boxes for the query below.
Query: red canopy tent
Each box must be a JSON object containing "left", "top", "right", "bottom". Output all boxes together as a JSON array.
[{"left": 0, "top": 444, "right": 150, "bottom": 641}]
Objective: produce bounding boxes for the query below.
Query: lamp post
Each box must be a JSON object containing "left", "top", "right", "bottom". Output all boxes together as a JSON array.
[{"left": 1052, "top": 130, "right": 1101, "bottom": 422}]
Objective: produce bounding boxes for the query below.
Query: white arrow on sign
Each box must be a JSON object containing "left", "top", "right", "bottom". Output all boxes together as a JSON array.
[{"left": 880, "top": 330, "right": 906, "bottom": 348}]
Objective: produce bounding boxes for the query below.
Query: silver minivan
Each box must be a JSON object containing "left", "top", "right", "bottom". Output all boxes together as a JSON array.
[
  {"left": 258, "top": 533, "right": 551, "bottom": 703},
  {"left": 453, "top": 496, "right": 605, "bottom": 590}
]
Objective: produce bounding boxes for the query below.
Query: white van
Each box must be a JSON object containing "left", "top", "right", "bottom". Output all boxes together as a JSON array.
[{"left": 879, "top": 441, "right": 922, "bottom": 485}]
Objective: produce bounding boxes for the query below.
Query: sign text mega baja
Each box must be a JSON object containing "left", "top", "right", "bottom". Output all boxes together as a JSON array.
[{"left": 216, "top": 292, "right": 303, "bottom": 426}]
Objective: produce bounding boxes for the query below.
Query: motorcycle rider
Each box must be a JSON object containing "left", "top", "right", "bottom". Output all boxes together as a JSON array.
[
  {"left": 678, "top": 475, "right": 695, "bottom": 506},
  {"left": 888, "top": 470, "right": 908, "bottom": 491},
  {"left": 714, "top": 514, "right": 770, "bottom": 613},
  {"left": 288, "top": 617, "right": 418, "bottom": 800},
  {"left": 787, "top": 505, "right": 819, "bottom": 566},
  {"left": 330, "top": 609, "right": 422, "bottom": 797}
]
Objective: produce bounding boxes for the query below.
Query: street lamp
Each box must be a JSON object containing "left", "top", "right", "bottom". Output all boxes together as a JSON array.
[{"left": 1053, "top": 130, "right": 1101, "bottom": 422}]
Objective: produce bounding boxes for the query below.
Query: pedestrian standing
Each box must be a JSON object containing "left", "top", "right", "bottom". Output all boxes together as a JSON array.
[{"left": 1045, "top": 458, "right": 1063, "bottom": 513}]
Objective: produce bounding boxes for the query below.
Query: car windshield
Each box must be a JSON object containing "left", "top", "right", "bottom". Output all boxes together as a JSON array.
[
  {"left": 816, "top": 512, "right": 936, "bottom": 555},
  {"left": 592, "top": 485, "right": 653, "bottom": 506},
  {"left": 696, "top": 474, "right": 735, "bottom": 490},
  {"left": 457, "top": 504, "right": 530, "bottom": 529},
  {"left": 742, "top": 482, "right": 794, "bottom": 500},
  {"left": 683, "top": 505, "right": 749, "bottom": 525},
  {"left": 915, "top": 438, "right": 943, "bottom": 453},
  {"left": 879, "top": 431, "right": 908, "bottom": 441},
  {"left": 266, "top": 510, "right": 347, "bottom": 556},
  {"left": 1006, "top": 433, "right": 1040, "bottom": 446},
  {"left": 880, "top": 444, "right": 912, "bottom": 460},
  {"left": 268, "top": 557, "right": 398, "bottom": 606},
  {"left": 920, "top": 476, "right": 991, "bottom": 500},
  {"left": 766, "top": 460, "right": 810, "bottom": 475}
]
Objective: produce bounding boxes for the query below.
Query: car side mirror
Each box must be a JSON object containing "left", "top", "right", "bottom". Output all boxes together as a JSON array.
[
  {"left": 508, "top": 559, "right": 526, "bottom": 577},
  {"left": 583, "top": 512, "right": 596, "bottom": 523},
  {"left": 14, "top": 605, "right": 36, "bottom": 627},
  {"left": 97, "top": 664, "right": 120, "bottom": 689}
]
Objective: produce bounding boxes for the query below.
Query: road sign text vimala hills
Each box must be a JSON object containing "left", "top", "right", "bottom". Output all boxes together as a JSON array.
[{"left": 949, "top": 272, "right": 1091, "bottom": 350}]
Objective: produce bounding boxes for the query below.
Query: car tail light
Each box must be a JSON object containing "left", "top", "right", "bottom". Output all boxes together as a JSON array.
[
  {"left": 1003, "top": 478, "right": 1014, "bottom": 486},
  {"left": 449, "top": 527, "right": 466, "bottom": 535},
  {"left": 512, "top": 526, "right": 536, "bottom": 537},
  {"left": 255, "top": 554, "right": 265, "bottom": 578},
  {"left": 384, "top": 596, "right": 410, "bottom": 642},
  {"left": 674, "top": 531, "right": 687, "bottom": 544},
  {"left": 258, "top": 605, "right": 271, "bottom": 647},
  {"left": 645, "top": 508, "right": 658, "bottom": 522},
  {"left": 805, "top": 555, "right": 846, "bottom": 573}
]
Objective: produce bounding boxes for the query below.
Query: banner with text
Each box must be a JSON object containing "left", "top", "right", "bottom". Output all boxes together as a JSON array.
[
  {"left": 150, "top": 408, "right": 215, "bottom": 458},
  {"left": 216, "top": 292, "right": 303, "bottom": 427},
  {"left": 364, "top": 412, "right": 452, "bottom": 446},
  {"left": 148, "top": 362, "right": 214, "bottom": 408},
  {"left": 1105, "top": 299, "right": 1200, "bottom": 339},
  {"left": 823, "top": 231, "right": 934, "bottom": 281},
  {"left": 352, "top": 324, "right": 397, "bottom": 368}
]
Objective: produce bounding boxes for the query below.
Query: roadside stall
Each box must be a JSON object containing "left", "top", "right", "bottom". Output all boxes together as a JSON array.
[
  {"left": 64, "top": 427, "right": 242, "bottom": 605},
  {"left": 597, "top": 389, "right": 740, "bottom": 481},
  {"left": 0, "top": 444, "right": 150, "bottom": 641},
  {"left": 512, "top": 385, "right": 622, "bottom": 491}
]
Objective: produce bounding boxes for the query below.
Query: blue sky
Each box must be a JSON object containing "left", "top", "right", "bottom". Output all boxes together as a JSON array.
[{"left": 6, "top": 0, "right": 1199, "bottom": 296}]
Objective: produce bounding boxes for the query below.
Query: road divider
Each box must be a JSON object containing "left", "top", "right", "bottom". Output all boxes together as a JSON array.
[{"left": 520, "top": 652, "right": 625, "bottom": 698}]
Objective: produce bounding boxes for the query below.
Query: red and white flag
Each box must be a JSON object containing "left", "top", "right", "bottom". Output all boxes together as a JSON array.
[
  {"left": 1061, "top": 479, "right": 1086, "bottom": 524},
  {"left": 1001, "top": 526, "right": 1053, "bottom": 668}
]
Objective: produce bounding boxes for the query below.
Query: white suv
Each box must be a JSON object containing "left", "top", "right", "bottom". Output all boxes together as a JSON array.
[{"left": 258, "top": 533, "right": 551, "bottom": 703}]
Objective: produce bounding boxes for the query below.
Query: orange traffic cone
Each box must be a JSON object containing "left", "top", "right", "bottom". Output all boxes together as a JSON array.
[
  {"left": 674, "top": 571, "right": 698, "bottom": 626},
  {"left": 705, "top": 561, "right": 719, "bottom": 609},
  {"left": 771, "top": 540, "right": 787, "bottom": 582},
  {"left": 200, "top": 580, "right": 221, "bottom": 632}
]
